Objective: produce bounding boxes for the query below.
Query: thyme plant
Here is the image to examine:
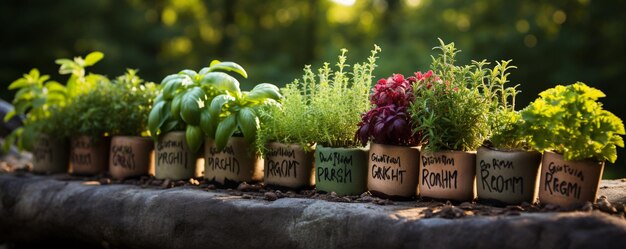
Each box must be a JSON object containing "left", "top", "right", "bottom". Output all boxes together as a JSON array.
[{"left": 257, "top": 45, "right": 380, "bottom": 151}]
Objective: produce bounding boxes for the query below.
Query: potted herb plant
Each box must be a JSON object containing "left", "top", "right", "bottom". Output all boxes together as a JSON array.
[
  {"left": 107, "top": 70, "right": 158, "bottom": 179},
  {"left": 305, "top": 46, "right": 380, "bottom": 196},
  {"left": 356, "top": 66, "right": 422, "bottom": 198},
  {"left": 4, "top": 51, "right": 107, "bottom": 175},
  {"left": 65, "top": 82, "right": 114, "bottom": 175},
  {"left": 204, "top": 76, "right": 281, "bottom": 187},
  {"left": 409, "top": 39, "right": 490, "bottom": 202},
  {"left": 520, "top": 82, "right": 624, "bottom": 207},
  {"left": 475, "top": 60, "right": 542, "bottom": 206},
  {"left": 3, "top": 69, "right": 72, "bottom": 174},
  {"left": 148, "top": 60, "right": 247, "bottom": 180},
  {"left": 255, "top": 71, "right": 321, "bottom": 190}
]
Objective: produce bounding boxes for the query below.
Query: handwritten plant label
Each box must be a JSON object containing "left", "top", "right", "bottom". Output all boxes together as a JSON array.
[
  {"left": 265, "top": 146, "right": 299, "bottom": 178},
  {"left": 317, "top": 151, "right": 353, "bottom": 184},
  {"left": 543, "top": 161, "right": 585, "bottom": 199},
  {"left": 419, "top": 152, "right": 475, "bottom": 200},
  {"left": 70, "top": 137, "right": 94, "bottom": 168},
  {"left": 479, "top": 158, "right": 524, "bottom": 195},
  {"left": 156, "top": 139, "right": 190, "bottom": 168},
  {"left": 538, "top": 152, "right": 603, "bottom": 206},
  {"left": 206, "top": 145, "right": 240, "bottom": 176},
  {"left": 421, "top": 154, "right": 458, "bottom": 190},
  {"left": 111, "top": 144, "right": 136, "bottom": 170},
  {"left": 370, "top": 153, "right": 406, "bottom": 184},
  {"left": 33, "top": 136, "right": 54, "bottom": 163},
  {"left": 264, "top": 143, "right": 313, "bottom": 188}
]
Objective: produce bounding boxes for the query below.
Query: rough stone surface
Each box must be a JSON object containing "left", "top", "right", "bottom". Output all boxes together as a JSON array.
[{"left": 2, "top": 174, "right": 626, "bottom": 249}]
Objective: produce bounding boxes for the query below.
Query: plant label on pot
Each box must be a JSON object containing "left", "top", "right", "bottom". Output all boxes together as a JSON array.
[
  {"left": 264, "top": 142, "right": 314, "bottom": 189},
  {"left": 204, "top": 137, "right": 263, "bottom": 185},
  {"left": 32, "top": 133, "right": 69, "bottom": 174},
  {"left": 419, "top": 151, "right": 476, "bottom": 202},
  {"left": 110, "top": 136, "right": 154, "bottom": 179},
  {"left": 70, "top": 135, "right": 110, "bottom": 175},
  {"left": 367, "top": 143, "right": 419, "bottom": 199},
  {"left": 538, "top": 151, "right": 604, "bottom": 207},
  {"left": 315, "top": 145, "right": 368, "bottom": 196},
  {"left": 476, "top": 147, "right": 541, "bottom": 205},
  {"left": 155, "top": 131, "right": 197, "bottom": 180}
]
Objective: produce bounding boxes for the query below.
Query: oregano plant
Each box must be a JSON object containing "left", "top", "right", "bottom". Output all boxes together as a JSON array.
[{"left": 520, "top": 82, "right": 625, "bottom": 162}]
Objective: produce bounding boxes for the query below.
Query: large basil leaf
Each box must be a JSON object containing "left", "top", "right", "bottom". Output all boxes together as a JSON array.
[
  {"left": 205, "top": 61, "right": 248, "bottom": 79},
  {"left": 179, "top": 87, "right": 204, "bottom": 126},
  {"left": 238, "top": 107, "right": 259, "bottom": 143},
  {"left": 185, "top": 125, "right": 203, "bottom": 152},
  {"left": 246, "top": 83, "right": 282, "bottom": 102},
  {"left": 215, "top": 115, "right": 238, "bottom": 150},
  {"left": 199, "top": 72, "right": 240, "bottom": 94}
]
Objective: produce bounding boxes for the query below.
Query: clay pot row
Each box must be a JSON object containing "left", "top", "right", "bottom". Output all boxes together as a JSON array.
[
  {"left": 31, "top": 132, "right": 604, "bottom": 208},
  {"left": 366, "top": 143, "right": 604, "bottom": 207},
  {"left": 32, "top": 134, "right": 156, "bottom": 179}
]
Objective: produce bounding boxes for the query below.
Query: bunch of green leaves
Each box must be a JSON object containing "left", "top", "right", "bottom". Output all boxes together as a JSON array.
[
  {"left": 479, "top": 60, "right": 531, "bottom": 150},
  {"left": 409, "top": 39, "right": 491, "bottom": 152},
  {"left": 148, "top": 60, "right": 248, "bottom": 152},
  {"left": 310, "top": 46, "right": 380, "bottom": 148},
  {"left": 2, "top": 52, "right": 105, "bottom": 151},
  {"left": 520, "top": 82, "right": 625, "bottom": 162},
  {"left": 106, "top": 69, "right": 158, "bottom": 136},
  {"left": 206, "top": 82, "right": 281, "bottom": 151},
  {"left": 255, "top": 73, "right": 318, "bottom": 154},
  {"left": 63, "top": 77, "right": 114, "bottom": 139},
  {"left": 256, "top": 46, "right": 380, "bottom": 152}
]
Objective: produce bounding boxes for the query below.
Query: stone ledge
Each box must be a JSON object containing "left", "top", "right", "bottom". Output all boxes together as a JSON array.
[{"left": 1, "top": 174, "right": 626, "bottom": 249}]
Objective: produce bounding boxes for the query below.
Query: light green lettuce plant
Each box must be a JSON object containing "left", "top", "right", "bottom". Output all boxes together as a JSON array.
[{"left": 520, "top": 82, "right": 625, "bottom": 162}]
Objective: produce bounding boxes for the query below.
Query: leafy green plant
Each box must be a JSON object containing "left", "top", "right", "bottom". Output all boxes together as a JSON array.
[
  {"left": 63, "top": 78, "right": 113, "bottom": 139},
  {"left": 480, "top": 60, "right": 531, "bottom": 150},
  {"left": 311, "top": 45, "right": 380, "bottom": 147},
  {"left": 148, "top": 60, "right": 248, "bottom": 152},
  {"left": 520, "top": 82, "right": 625, "bottom": 162},
  {"left": 408, "top": 39, "right": 491, "bottom": 152},
  {"left": 206, "top": 82, "right": 281, "bottom": 151},
  {"left": 256, "top": 46, "right": 380, "bottom": 152},
  {"left": 2, "top": 52, "right": 105, "bottom": 151},
  {"left": 106, "top": 69, "right": 158, "bottom": 136}
]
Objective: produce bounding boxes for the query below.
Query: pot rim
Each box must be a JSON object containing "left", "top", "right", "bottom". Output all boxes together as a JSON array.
[
  {"left": 478, "top": 146, "right": 541, "bottom": 154},
  {"left": 543, "top": 150, "right": 604, "bottom": 164}
]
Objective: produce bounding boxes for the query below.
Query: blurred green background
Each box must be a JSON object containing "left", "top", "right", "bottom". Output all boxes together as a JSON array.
[{"left": 1, "top": 0, "right": 625, "bottom": 178}]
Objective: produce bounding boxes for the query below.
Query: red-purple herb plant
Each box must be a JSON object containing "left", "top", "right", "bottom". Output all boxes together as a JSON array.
[{"left": 356, "top": 74, "right": 423, "bottom": 146}]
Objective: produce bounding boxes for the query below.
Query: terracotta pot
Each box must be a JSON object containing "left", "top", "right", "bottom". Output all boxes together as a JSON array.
[
  {"left": 419, "top": 150, "right": 476, "bottom": 202},
  {"left": 69, "top": 135, "right": 110, "bottom": 175},
  {"left": 367, "top": 143, "right": 420, "bottom": 199},
  {"left": 204, "top": 137, "right": 263, "bottom": 186},
  {"left": 315, "top": 145, "right": 368, "bottom": 196},
  {"left": 31, "top": 133, "right": 69, "bottom": 174},
  {"left": 476, "top": 147, "right": 542, "bottom": 205},
  {"left": 538, "top": 151, "right": 604, "bottom": 207},
  {"left": 109, "top": 136, "right": 154, "bottom": 179},
  {"left": 154, "top": 131, "right": 198, "bottom": 180},
  {"left": 264, "top": 142, "right": 315, "bottom": 189}
]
